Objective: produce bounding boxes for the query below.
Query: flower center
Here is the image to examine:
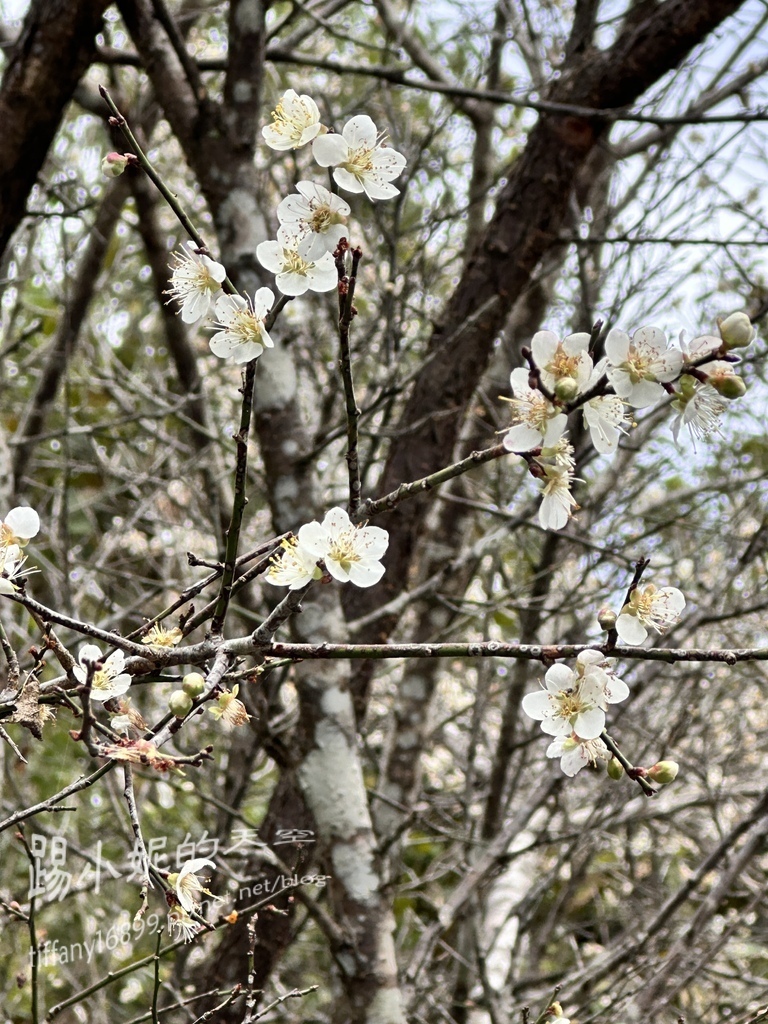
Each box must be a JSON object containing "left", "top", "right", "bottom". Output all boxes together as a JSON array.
[
  {"left": 281, "top": 249, "right": 311, "bottom": 275},
  {"left": 327, "top": 532, "right": 361, "bottom": 571},
  {"left": 309, "top": 205, "right": 333, "bottom": 232},
  {"left": 549, "top": 348, "right": 580, "bottom": 379},
  {"left": 231, "top": 308, "right": 262, "bottom": 342}
]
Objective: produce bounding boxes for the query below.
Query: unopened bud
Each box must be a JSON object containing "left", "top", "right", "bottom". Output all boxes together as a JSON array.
[
  {"left": 168, "top": 689, "right": 193, "bottom": 718},
  {"left": 597, "top": 606, "right": 617, "bottom": 631},
  {"left": 554, "top": 377, "right": 579, "bottom": 402},
  {"left": 102, "top": 152, "right": 130, "bottom": 177},
  {"left": 182, "top": 672, "right": 206, "bottom": 698},
  {"left": 607, "top": 757, "right": 624, "bottom": 780},
  {"left": 718, "top": 311, "right": 754, "bottom": 350},
  {"left": 647, "top": 760, "right": 679, "bottom": 785},
  {"left": 709, "top": 373, "right": 747, "bottom": 400},
  {"left": 547, "top": 1003, "right": 566, "bottom": 1020}
]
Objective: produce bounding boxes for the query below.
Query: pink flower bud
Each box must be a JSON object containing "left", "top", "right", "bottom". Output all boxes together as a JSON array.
[{"left": 102, "top": 152, "right": 130, "bottom": 177}]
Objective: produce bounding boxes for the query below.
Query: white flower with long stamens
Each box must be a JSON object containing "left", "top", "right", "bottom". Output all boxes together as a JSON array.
[
  {"left": 209, "top": 685, "right": 251, "bottom": 728},
  {"left": 312, "top": 115, "right": 407, "bottom": 201},
  {"left": 605, "top": 326, "right": 683, "bottom": 408},
  {"left": 583, "top": 394, "right": 632, "bottom": 454},
  {"left": 168, "top": 906, "right": 199, "bottom": 943},
  {"left": 277, "top": 182, "right": 351, "bottom": 261},
  {"left": 531, "top": 330, "right": 593, "bottom": 395},
  {"left": 0, "top": 506, "right": 40, "bottom": 550},
  {"left": 0, "top": 544, "right": 35, "bottom": 595},
  {"left": 538, "top": 463, "right": 577, "bottom": 531},
  {"left": 300, "top": 507, "right": 389, "bottom": 587},
  {"left": 262, "top": 90, "right": 322, "bottom": 151},
  {"left": 547, "top": 733, "right": 611, "bottom": 776},
  {"left": 266, "top": 535, "right": 323, "bottom": 590},
  {"left": 671, "top": 377, "right": 725, "bottom": 448},
  {"left": 502, "top": 367, "right": 567, "bottom": 452},
  {"left": 166, "top": 244, "right": 226, "bottom": 324},
  {"left": 169, "top": 858, "right": 221, "bottom": 914},
  {"left": 615, "top": 584, "right": 686, "bottom": 645},
  {"left": 210, "top": 290, "right": 275, "bottom": 363},
  {"left": 73, "top": 644, "right": 132, "bottom": 702},
  {"left": 256, "top": 237, "right": 337, "bottom": 296}
]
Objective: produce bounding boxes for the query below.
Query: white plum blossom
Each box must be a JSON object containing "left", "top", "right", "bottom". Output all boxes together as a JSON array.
[
  {"left": 0, "top": 506, "right": 40, "bottom": 549},
  {"left": 171, "top": 858, "right": 221, "bottom": 914},
  {"left": 74, "top": 644, "right": 132, "bottom": 702},
  {"left": 583, "top": 394, "right": 631, "bottom": 454},
  {"left": 312, "top": 115, "right": 407, "bottom": 201},
  {"left": 502, "top": 367, "right": 567, "bottom": 452},
  {"left": 168, "top": 906, "right": 199, "bottom": 943},
  {"left": 300, "top": 507, "right": 389, "bottom": 587},
  {"left": 266, "top": 535, "right": 324, "bottom": 590},
  {"left": 615, "top": 584, "right": 686, "bottom": 645},
  {"left": 277, "top": 182, "right": 351, "bottom": 261},
  {"left": 262, "top": 90, "right": 322, "bottom": 151},
  {"left": 671, "top": 378, "right": 725, "bottom": 447},
  {"left": 166, "top": 245, "right": 226, "bottom": 324},
  {"left": 256, "top": 238, "right": 337, "bottom": 296},
  {"left": 533, "top": 439, "right": 578, "bottom": 531},
  {"left": 605, "top": 325, "right": 683, "bottom": 408},
  {"left": 547, "top": 733, "right": 611, "bottom": 777},
  {"left": 0, "top": 544, "right": 32, "bottom": 595},
  {"left": 531, "top": 330, "right": 593, "bottom": 396},
  {"left": 210, "top": 290, "right": 274, "bottom": 363},
  {"left": 523, "top": 651, "right": 629, "bottom": 740}
]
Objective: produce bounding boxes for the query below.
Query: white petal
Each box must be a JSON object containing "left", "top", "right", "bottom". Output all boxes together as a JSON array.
[
  {"left": 312, "top": 134, "right": 348, "bottom": 167},
  {"left": 342, "top": 114, "right": 378, "bottom": 148},
  {"left": 615, "top": 611, "right": 648, "bottom": 645},
  {"left": 4, "top": 507, "right": 40, "bottom": 539}
]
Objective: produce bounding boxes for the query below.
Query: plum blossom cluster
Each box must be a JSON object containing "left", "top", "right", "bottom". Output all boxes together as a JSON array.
[
  {"left": 266, "top": 507, "right": 389, "bottom": 590},
  {"left": 522, "top": 651, "right": 630, "bottom": 776},
  {"left": 614, "top": 583, "right": 686, "bottom": 645},
  {"left": 164, "top": 89, "right": 406, "bottom": 361},
  {"left": 0, "top": 506, "right": 40, "bottom": 596},
  {"left": 167, "top": 857, "right": 221, "bottom": 943},
  {"left": 502, "top": 312, "right": 754, "bottom": 533}
]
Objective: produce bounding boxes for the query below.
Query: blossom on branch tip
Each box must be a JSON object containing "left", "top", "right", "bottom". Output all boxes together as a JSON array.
[
  {"left": 0, "top": 506, "right": 40, "bottom": 549},
  {"left": 73, "top": 644, "right": 132, "bottom": 702},
  {"left": 312, "top": 115, "right": 407, "bottom": 200},
  {"left": 583, "top": 395, "right": 631, "bottom": 454},
  {"left": 671, "top": 377, "right": 725, "bottom": 448},
  {"left": 605, "top": 325, "right": 683, "bottom": 408},
  {"left": 531, "top": 439, "right": 578, "bottom": 531},
  {"left": 166, "top": 244, "right": 226, "bottom": 324},
  {"left": 170, "top": 858, "right": 221, "bottom": 914},
  {"left": 502, "top": 367, "right": 567, "bottom": 452},
  {"left": 141, "top": 625, "right": 183, "bottom": 648},
  {"left": 262, "top": 90, "right": 322, "bottom": 151},
  {"left": 299, "top": 507, "right": 389, "bottom": 587},
  {"left": 615, "top": 584, "right": 685, "bottom": 645},
  {"left": 266, "top": 535, "right": 324, "bottom": 590},
  {"left": 531, "top": 330, "right": 593, "bottom": 395},
  {"left": 522, "top": 650, "right": 628, "bottom": 740},
  {"left": 256, "top": 238, "right": 337, "bottom": 296},
  {"left": 0, "top": 544, "right": 34, "bottom": 595},
  {"left": 546, "top": 733, "right": 611, "bottom": 776},
  {"left": 168, "top": 906, "right": 199, "bottom": 943},
  {"left": 209, "top": 290, "right": 275, "bottom": 363},
  {"left": 277, "top": 182, "right": 351, "bottom": 261},
  {"left": 208, "top": 685, "right": 250, "bottom": 727}
]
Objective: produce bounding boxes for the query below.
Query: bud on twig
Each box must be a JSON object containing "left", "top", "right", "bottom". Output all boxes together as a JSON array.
[{"left": 647, "top": 760, "right": 679, "bottom": 785}]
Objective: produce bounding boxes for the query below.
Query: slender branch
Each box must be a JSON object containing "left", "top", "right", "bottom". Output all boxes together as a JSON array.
[
  {"left": 98, "top": 87, "right": 236, "bottom": 292},
  {"left": 211, "top": 359, "right": 258, "bottom": 634},
  {"left": 359, "top": 442, "right": 513, "bottom": 519},
  {"left": 601, "top": 730, "right": 655, "bottom": 797},
  {"left": 0, "top": 762, "right": 115, "bottom": 835},
  {"left": 122, "top": 765, "right": 152, "bottom": 917},
  {"left": 335, "top": 243, "right": 363, "bottom": 514},
  {"left": 251, "top": 586, "right": 311, "bottom": 645}
]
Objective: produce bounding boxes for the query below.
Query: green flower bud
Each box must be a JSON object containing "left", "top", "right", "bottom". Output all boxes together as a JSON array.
[
  {"left": 718, "top": 311, "right": 754, "bottom": 350},
  {"left": 597, "top": 606, "right": 617, "bottom": 631},
  {"left": 102, "top": 152, "right": 130, "bottom": 177},
  {"left": 554, "top": 377, "right": 579, "bottom": 402},
  {"left": 647, "top": 760, "right": 679, "bottom": 785},
  {"left": 607, "top": 757, "right": 624, "bottom": 780},
  {"left": 709, "top": 374, "right": 747, "bottom": 400},
  {"left": 678, "top": 374, "right": 698, "bottom": 400},
  {"left": 169, "top": 689, "right": 193, "bottom": 718},
  {"left": 182, "top": 672, "right": 206, "bottom": 698}
]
